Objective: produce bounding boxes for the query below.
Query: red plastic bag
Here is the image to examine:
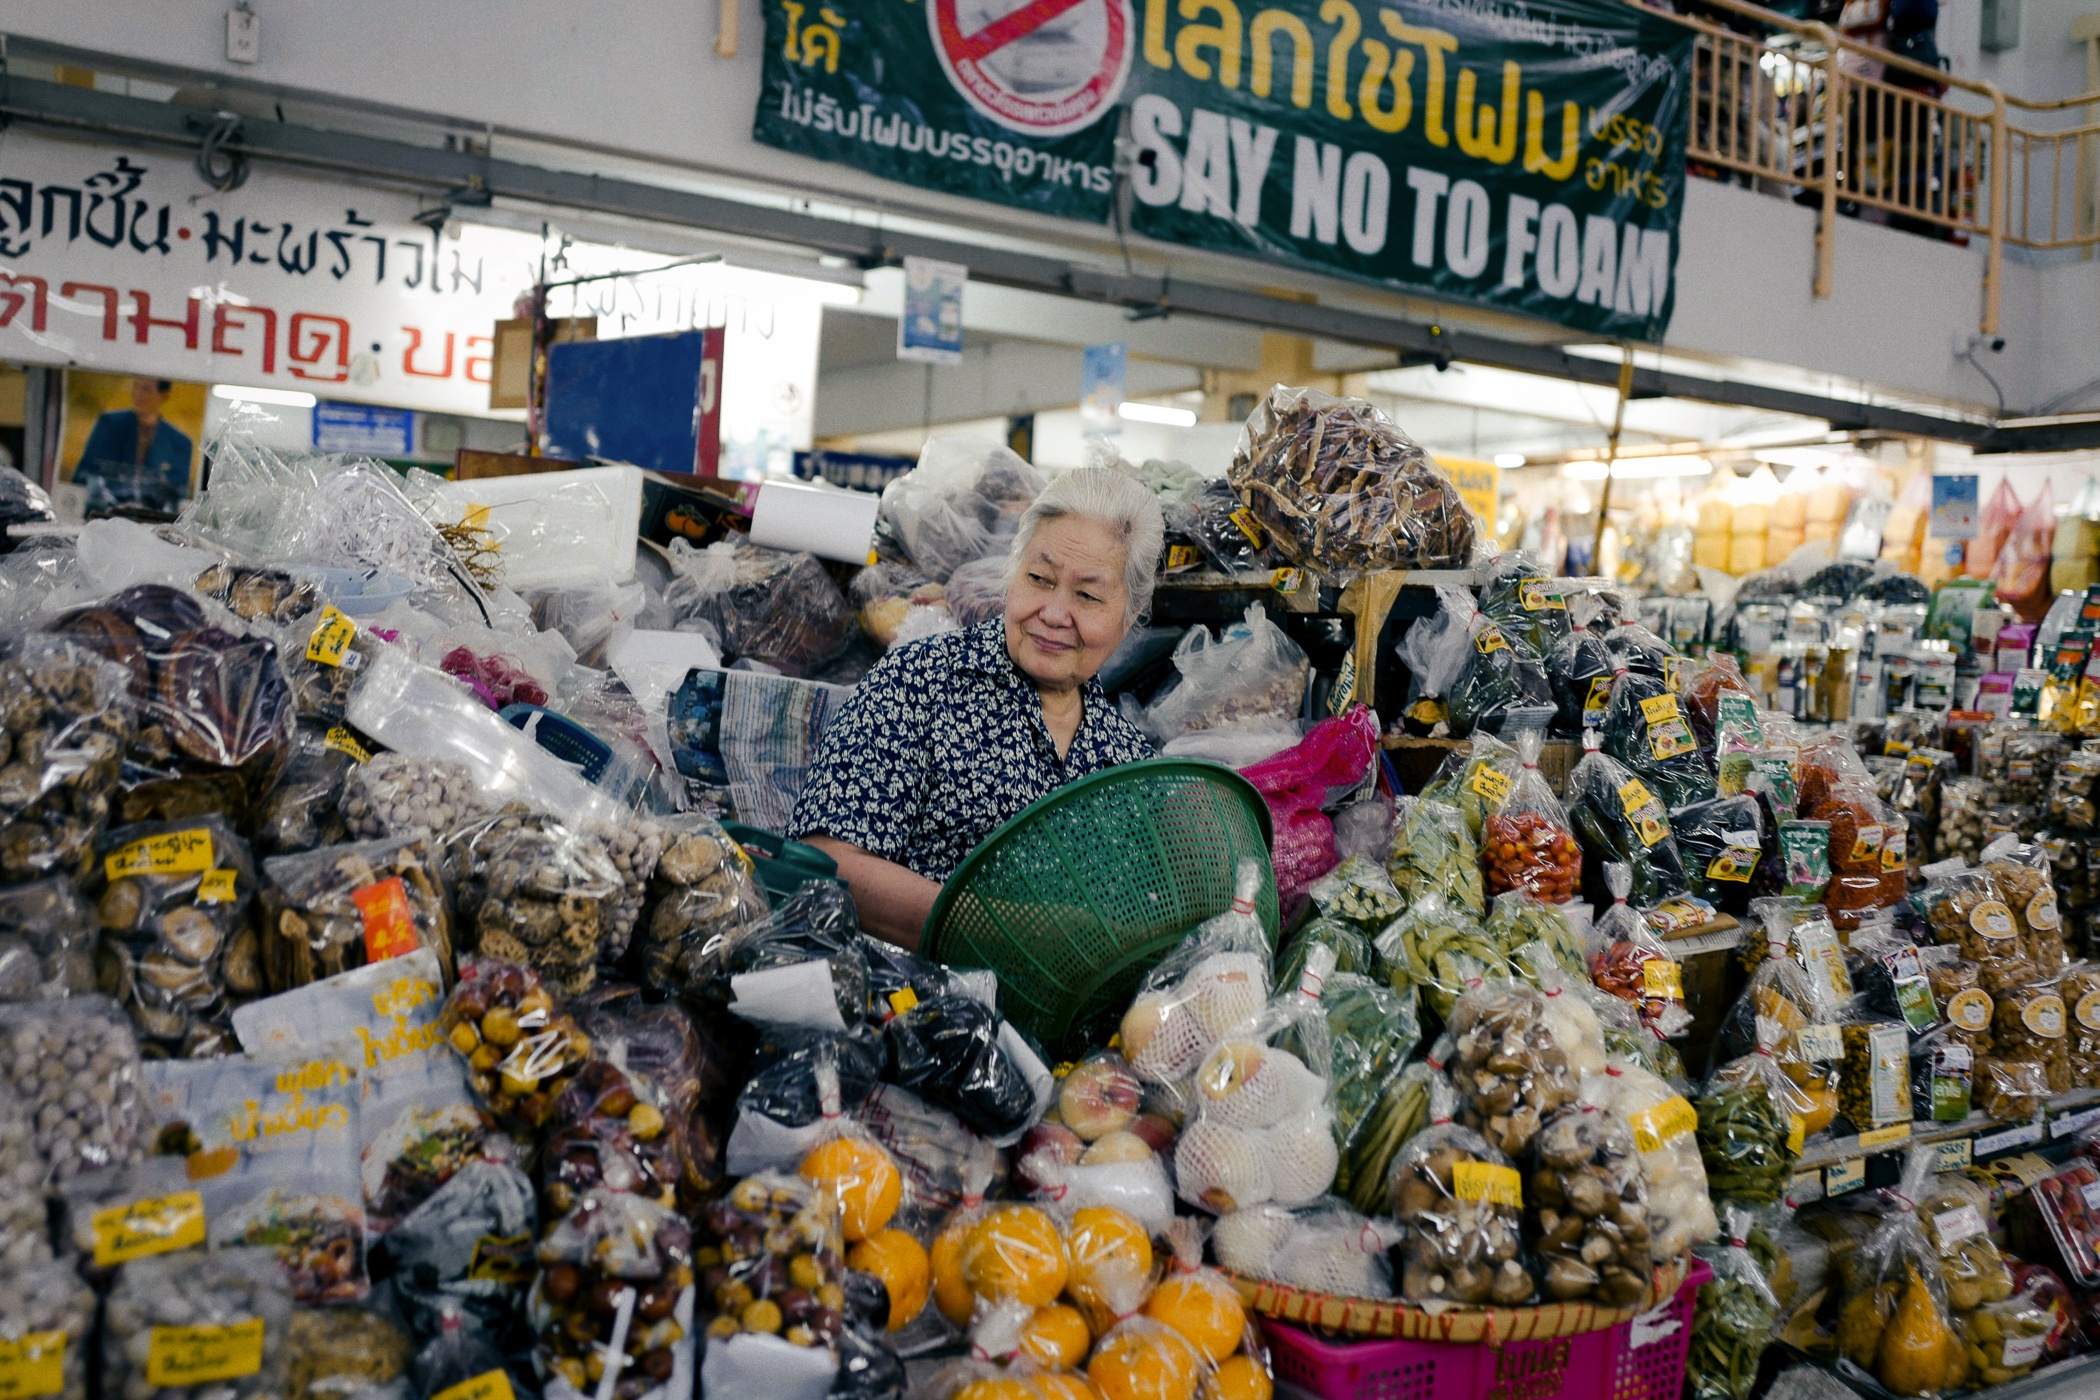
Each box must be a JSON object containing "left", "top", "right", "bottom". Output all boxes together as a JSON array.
[
  {"left": 1997, "top": 481, "right": 2056, "bottom": 620},
  {"left": 1240, "top": 706, "right": 1379, "bottom": 900},
  {"left": 1970, "top": 478, "right": 2022, "bottom": 579}
]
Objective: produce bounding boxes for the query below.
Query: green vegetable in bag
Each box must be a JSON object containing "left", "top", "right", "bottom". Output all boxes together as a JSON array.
[
  {"left": 1307, "top": 856, "right": 1405, "bottom": 936},
  {"left": 1386, "top": 796, "right": 1486, "bottom": 915},
  {"left": 1600, "top": 667, "right": 1716, "bottom": 811},
  {"left": 1374, "top": 892, "right": 1504, "bottom": 1020},
  {"left": 1448, "top": 624, "right": 1553, "bottom": 739},
  {"left": 1338, "top": 1060, "right": 1432, "bottom": 1216},
  {"left": 1690, "top": 1215, "right": 1781, "bottom": 1400},
  {"left": 1485, "top": 892, "right": 1587, "bottom": 985},
  {"left": 1293, "top": 972, "right": 1421, "bottom": 1217},
  {"left": 1420, "top": 732, "right": 1522, "bottom": 841},
  {"left": 1566, "top": 743, "right": 1691, "bottom": 908},
  {"left": 1480, "top": 552, "right": 1573, "bottom": 656},
  {"left": 1278, "top": 917, "right": 1377, "bottom": 991}
]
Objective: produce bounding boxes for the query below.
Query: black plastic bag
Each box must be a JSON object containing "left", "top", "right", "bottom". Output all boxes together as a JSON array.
[
  {"left": 882, "top": 993, "right": 1036, "bottom": 1140},
  {"left": 1566, "top": 744, "right": 1690, "bottom": 907},
  {"left": 688, "top": 882, "right": 868, "bottom": 1026},
  {"left": 861, "top": 939, "right": 976, "bottom": 1019},
  {"left": 1671, "top": 794, "right": 1765, "bottom": 915},
  {"left": 1599, "top": 668, "right": 1715, "bottom": 811},
  {"left": 1448, "top": 627, "right": 1553, "bottom": 738},
  {"left": 1547, "top": 624, "right": 1616, "bottom": 738},
  {"left": 1602, "top": 620, "right": 1677, "bottom": 684},
  {"left": 830, "top": 1316, "right": 906, "bottom": 1400},
  {"left": 738, "top": 1026, "right": 886, "bottom": 1128},
  {"left": 378, "top": 1159, "right": 538, "bottom": 1345}
]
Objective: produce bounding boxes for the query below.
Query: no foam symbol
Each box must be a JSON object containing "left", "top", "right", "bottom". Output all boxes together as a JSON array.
[{"left": 930, "top": 0, "right": 1133, "bottom": 136}]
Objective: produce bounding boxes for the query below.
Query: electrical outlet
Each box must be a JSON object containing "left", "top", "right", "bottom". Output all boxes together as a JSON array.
[{"left": 226, "top": 6, "right": 260, "bottom": 63}]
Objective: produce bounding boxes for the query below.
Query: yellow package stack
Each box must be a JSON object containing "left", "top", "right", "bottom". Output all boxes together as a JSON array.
[
  {"left": 1881, "top": 472, "right": 1929, "bottom": 574},
  {"left": 1806, "top": 473, "right": 1852, "bottom": 549},
  {"left": 1768, "top": 471, "right": 1809, "bottom": 562},
  {"left": 2053, "top": 487, "right": 2100, "bottom": 594},
  {"left": 1730, "top": 466, "right": 1783, "bottom": 574},
  {"left": 1693, "top": 490, "right": 1732, "bottom": 570}
]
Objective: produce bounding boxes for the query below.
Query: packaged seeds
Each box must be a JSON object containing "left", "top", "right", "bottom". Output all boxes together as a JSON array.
[
  {"left": 259, "top": 835, "right": 453, "bottom": 993},
  {"left": 341, "top": 752, "right": 488, "bottom": 844},
  {"left": 0, "top": 995, "right": 146, "bottom": 1185},
  {"left": 1837, "top": 1019, "right": 1913, "bottom": 1129}
]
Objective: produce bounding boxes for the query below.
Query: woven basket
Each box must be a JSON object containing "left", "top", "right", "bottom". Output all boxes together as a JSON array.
[{"left": 1230, "top": 1256, "right": 1691, "bottom": 1345}]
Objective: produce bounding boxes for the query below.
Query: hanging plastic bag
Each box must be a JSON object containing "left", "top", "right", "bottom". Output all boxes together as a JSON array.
[
  {"left": 1138, "top": 603, "right": 1309, "bottom": 744},
  {"left": 1585, "top": 1057, "right": 1717, "bottom": 1259},
  {"left": 1385, "top": 797, "right": 1486, "bottom": 916},
  {"left": 1969, "top": 478, "right": 2023, "bottom": 580},
  {"left": 1690, "top": 1207, "right": 1782, "bottom": 1400},
  {"left": 1482, "top": 714, "right": 1582, "bottom": 902},
  {"left": 1239, "top": 708, "right": 1376, "bottom": 900},
  {"left": 1565, "top": 738, "right": 1691, "bottom": 907},
  {"left": 1545, "top": 594, "right": 1617, "bottom": 737},
  {"left": 1599, "top": 664, "right": 1716, "bottom": 811},
  {"left": 1374, "top": 891, "right": 1503, "bottom": 1020},
  {"left": 1387, "top": 1077, "right": 1535, "bottom": 1307},
  {"left": 1587, "top": 863, "right": 1693, "bottom": 1039},
  {"left": 1419, "top": 729, "right": 1522, "bottom": 841}
]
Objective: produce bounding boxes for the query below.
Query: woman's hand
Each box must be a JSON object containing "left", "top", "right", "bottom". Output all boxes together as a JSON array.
[{"left": 802, "top": 835, "right": 941, "bottom": 952}]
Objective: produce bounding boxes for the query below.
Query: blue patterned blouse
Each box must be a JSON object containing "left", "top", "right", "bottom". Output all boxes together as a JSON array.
[{"left": 788, "top": 618, "right": 1153, "bottom": 881}]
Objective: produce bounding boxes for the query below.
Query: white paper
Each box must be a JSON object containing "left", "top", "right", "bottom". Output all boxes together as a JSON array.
[
  {"left": 995, "top": 1021, "right": 1055, "bottom": 1146},
  {"left": 724, "top": 1107, "right": 832, "bottom": 1179},
  {"left": 701, "top": 1332, "right": 836, "bottom": 1400},
  {"left": 748, "top": 480, "right": 880, "bottom": 564},
  {"left": 728, "top": 961, "right": 847, "bottom": 1031},
  {"left": 608, "top": 628, "right": 723, "bottom": 714}
]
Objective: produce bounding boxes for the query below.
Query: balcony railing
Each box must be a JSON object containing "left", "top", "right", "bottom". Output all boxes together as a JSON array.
[{"left": 1648, "top": 0, "right": 2100, "bottom": 335}]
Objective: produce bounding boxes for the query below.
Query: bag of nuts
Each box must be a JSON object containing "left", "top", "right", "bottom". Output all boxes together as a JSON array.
[
  {"left": 102, "top": 1246, "right": 295, "bottom": 1400},
  {"left": 1387, "top": 1077, "right": 1535, "bottom": 1307},
  {"left": 1921, "top": 859, "right": 2036, "bottom": 996},
  {"left": 1995, "top": 980, "right": 2072, "bottom": 1094},
  {"left": 1447, "top": 976, "right": 1582, "bottom": 1159},
  {"left": 439, "top": 956, "right": 593, "bottom": 1134},
  {"left": 1982, "top": 839, "right": 2069, "bottom": 974},
  {"left": 444, "top": 807, "right": 622, "bottom": 996},
  {"left": 1528, "top": 1100, "right": 1653, "bottom": 1305},
  {"left": 0, "top": 632, "right": 134, "bottom": 885},
  {"left": 632, "top": 814, "right": 767, "bottom": 990},
  {"left": 0, "top": 995, "right": 145, "bottom": 1186},
  {"left": 342, "top": 752, "right": 488, "bottom": 845},
  {"left": 0, "top": 1257, "right": 96, "bottom": 1400}
]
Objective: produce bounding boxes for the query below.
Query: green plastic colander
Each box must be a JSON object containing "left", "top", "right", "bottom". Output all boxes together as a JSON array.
[{"left": 922, "top": 758, "right": 1279, "bottom": 1059}]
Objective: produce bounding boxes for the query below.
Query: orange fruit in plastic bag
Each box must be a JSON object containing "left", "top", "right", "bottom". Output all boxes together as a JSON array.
[
  {"left": 954, "top": 1380, "right": 1039, "bottom": 1400},
  {"left": 931, "top": 1218, "right": 975, "bottom": 1326},
  {"left": 1067, "top": 1206, "right": 1152, "bottom": 1328},
  {"left": 965, "top": 1204, "right": 1069, "bottom": 1308},
  {"left": 1019, "top": 1302, "right": 1093, "bottom": 1368},
  {"left": 800, "top": 1135, "right": 902, "bottom": 1242},
  {"left": 847, "top": 1228, "right": 931, "bottom": 1331},
  {"left": 1145, "top": 1273, "right": 1245, "bottom": 1364},
  {"left": 1089, "top": 1325, "right": 1201, "bottom": 1400},
  {"left": 1037, "top": 1375, "right": 1103, "bottom": 1400},
  {"left": 1207, "top": 1355, "right": 1273, "bottom": 1400}
]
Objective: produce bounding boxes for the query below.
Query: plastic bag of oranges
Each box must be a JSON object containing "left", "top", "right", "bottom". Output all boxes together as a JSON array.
[
  {"left": 1118, "top": 860, "right": 1272, "bottom": 1088},
  {"left": 795, "top": 1051, "right": 906, "bottom": 1245},
  {"left": 1143, "top": 1221, "right": 1263, "bottom": 1376}
]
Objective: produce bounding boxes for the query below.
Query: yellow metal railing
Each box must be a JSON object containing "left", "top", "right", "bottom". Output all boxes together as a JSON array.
[{"left": 1646, "top": 0, "right": 2098, "bottom": 335}]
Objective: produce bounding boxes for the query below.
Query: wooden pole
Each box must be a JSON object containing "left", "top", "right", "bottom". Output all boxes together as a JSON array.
[{"left": 1591, "top": 344, "right": 1636, "bottom": 573}]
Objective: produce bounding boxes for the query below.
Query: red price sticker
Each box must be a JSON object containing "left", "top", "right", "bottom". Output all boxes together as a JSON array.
[{"left": 352, "top": 878, "right": 419, "bottom": 963}]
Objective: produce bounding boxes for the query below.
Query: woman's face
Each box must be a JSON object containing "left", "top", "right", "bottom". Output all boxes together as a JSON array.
[{"left": 1005, "top": 515, "right": 1132, "bottom": 691}]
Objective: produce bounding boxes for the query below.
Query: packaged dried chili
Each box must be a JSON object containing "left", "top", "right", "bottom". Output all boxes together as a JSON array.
[{"left": 1599, "top": 666, "right": 1715, "bottom": 812}]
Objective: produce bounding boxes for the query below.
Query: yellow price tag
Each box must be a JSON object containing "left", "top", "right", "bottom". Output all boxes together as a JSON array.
[
  {"left": 1629, "top": 1095, "right": 1698, "bottom": 1154},
  {"left": 0, "top": 1331, "right": 66, "bottom": 1400},
  {"left": 1859, "top": 1123, "right": 1913, "bottom": 1150},
  {"left": 196, "top": 869, "right": 238, "bottom": 905},
  {"left": 1641, "top": 960, "right": 1685, "bottom": 999},
  {"left": 1467, "top": 768, "right": 1514, "bottom": 807},
  {"left": 1640, "top": 693, "right": 1681, "bottom": 725},
  {"left": 433, "top": 1372, "right": 517, "bottom": 1400},
  {"left": 146, "top": 1321, "right": 265, "bottom": 1388},
  {"left": 306, "top": 606, "right": 356, "bottom": 667},
  {"left": 104, "top": 829, "right": 214, "bottom": 882},
  {"left": 322, "top": 726, "right": 371, "bottom": 763},
  {"left": 1786, "top": 1115, "right": 1807, "bottom": 1155},
  {"left": 1452, "top": 1161, "right": 1522, "bottom": 1209},
  {"left": 92, "top": 1191, "right": 206, "bottom": 1267},
  {"left": 1475, "top": 626, "right": 1509, "bottom": 655}
]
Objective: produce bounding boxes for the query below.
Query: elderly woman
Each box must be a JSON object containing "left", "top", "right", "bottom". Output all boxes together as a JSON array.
[{"left": 789, "top": 467, "right": 1164, "bottom": 947}]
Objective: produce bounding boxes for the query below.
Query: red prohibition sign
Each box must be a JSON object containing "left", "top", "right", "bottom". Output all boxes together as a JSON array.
[{"left": 929, "top": 0, "right": 1132, "bottom": 137}]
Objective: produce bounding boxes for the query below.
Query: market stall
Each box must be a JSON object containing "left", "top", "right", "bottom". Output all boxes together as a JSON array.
[{"left": 4, "top": 385, "right": 2100, "bottom": 1400}]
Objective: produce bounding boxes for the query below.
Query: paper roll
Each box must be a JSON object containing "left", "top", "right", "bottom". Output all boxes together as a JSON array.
[{"left": 749, "top": 480, "right": 880, "bottom": 563}]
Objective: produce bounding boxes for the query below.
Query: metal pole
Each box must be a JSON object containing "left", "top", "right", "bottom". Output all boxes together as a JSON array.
[
  {"left": 1591, "top": 344, "right": 1637, "bottom": 572},
  {"left": 1986, "top": 93, "right": 2007, "bottom": 335}
]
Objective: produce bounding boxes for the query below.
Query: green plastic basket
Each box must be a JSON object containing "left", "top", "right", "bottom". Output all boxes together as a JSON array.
[{"left": 923, "top": 758, "right": 1279, "bottom": 1059}]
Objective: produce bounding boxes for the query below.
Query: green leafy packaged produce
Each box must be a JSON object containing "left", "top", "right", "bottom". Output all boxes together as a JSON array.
[
  {"left": 1419, "top": 731, "right": 1522, "bottom": 841},
  {"left": 1306, "top": 856, "right": 1404, "bottom": 937},
  {"left": 1479, "top": 552, "right": 1573, "bottom": 656},
  {"left": 1277, "top": 917, "right": 1377, "bottom": 994},
  {"left": 1689, "top": 1209, "right": 1782, "bottom": 1400},
  {"left": 1600, "top": 665, "right": 1716, "bottom": 811},
  {"left": 1386, "top": 796, "right": 1486, "bottom": 916}
]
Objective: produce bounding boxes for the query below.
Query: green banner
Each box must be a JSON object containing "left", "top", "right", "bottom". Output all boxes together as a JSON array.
[{"left": 754, "top": 0, "right": 1693, "bottom": 339}]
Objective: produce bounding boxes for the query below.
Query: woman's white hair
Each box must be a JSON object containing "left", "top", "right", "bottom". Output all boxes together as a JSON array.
[{"left": 1005, "top": 466, "right": 1165, "bottom": 621}]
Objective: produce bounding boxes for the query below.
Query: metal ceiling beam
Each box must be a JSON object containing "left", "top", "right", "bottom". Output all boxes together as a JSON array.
[{"left": 1, "top": 71, "right": 2079, "bottom": 451}]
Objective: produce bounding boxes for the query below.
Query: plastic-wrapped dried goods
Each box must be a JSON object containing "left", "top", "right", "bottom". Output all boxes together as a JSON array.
[
  {"left": 48, "top": 583, "right": 295, "bottom": 784},
  {"left": 445, "top": 807, "right": 622, "bottom": 996},
  {"left": 1565, "top": 739, "right": 1690, "bottom": 908},
  {"left": 283, "top": 1305, "right": 410, "bottom": 1400},
  {"left": 1926, "top": 956, "right": 1994, "bottom": 1054},
  {"left": 277, "top": 604, "right": 384, "bottom": 725},
  {"left": 1983, "top": 842, "right": 2068, "bottom": 973},
  {"left": 1528, "top": 1102, "right": 1652, "bottom": 1305},
  {"left": 1387, "top": 1079, "right": 1534, "bottom": 1306},
  {"left": 0, "top": 1257, "right": 96, "bottom": 1400},
  {"left": 192, "top": 561, "right": 322, "bottom": 626},
  {"left": 1995, "top": 981, "right": 2072, "bottom": 1093},
  {"left": 633, "top": 814, "right": 766, "bottom": 989},
  {"left": 1849, "top": 921, "right": 1940, "bottom": 1034},
  {"left": 0, "top": 633, "right": 133, "bottom": 884},
  {"left": 377, "top": 1159, "right": 538, "bottom": 1344},
  {"left": 1837, "top": 1017, "right": 1914, "bottom": 1130},
  {"left": 1481, "top": 718, "right": 1581, "bottom": 903},
  {"left": 873, "top": 437, "right": 1043, "bottom": 583},
  {"left": 533, "top": 1188, "right": 696, "bottom": 1400},
  {"left": 140, "top": 1051, "right": 368, "bottom": 1303},
  {"left": 1479, "top": 552, "right": 1572, "bottom": 656},
  {"left": 231, "top": 948, "right": 486, "bottom": 1233},
  {"left": 542, "top": 1055, "right": 685, "bottom": 1218},
  {"left": 1974, "top": 1052, "right": 2051, "bottom": 1120},
  {"left": 663, "top": 535, "right": 855, "bottom": 677},
  {"left": 341, "top": 752, "right": 487, "bottom": 844},
  {"left": 1599, "top": 666, "right": 1714, "bottom": 811},
  {"left": 102, "top": 1248, "right": 295, "bottom": 1400},
  {"left": 1447, "top": 978, "right": 1584, "bottom": 1159},
  {"left": 1385, "top": 796, "right": 1485, "bottom": 917},
  {"left": 573, "top": 984, "right": 729, "bottom": 1209},
  {"left": 1921, "top": 860, "right": 2030, "bottom": 984},
  {"left": 1137, "top": 603, "right": 1308, "bottom": 743},
  {"left": 0, "top": 995, "right": 144, "bottom": 1185},
  {"left": 254, "top": 727, "right": 359, "bottom": 856},
  {"left": 1584, "top": 1057, "right": 1716, "bottom": 1259},
  {"left": 2064, "top": 963, "right": 2100, "bottom": 1086},
  {"left": 259, "top": 835, "right": 451, "bottom": 992},
  {"left": 0, "top": 876, "right": 95, "bottom": 1002},
  {"left": 590, "top": 815, "right": 666, "bottom": 965},
  {"left": 1939, "top": 778, "right": 1987, "bottom": 864},
  {"left": 438, "top": 956, "right": 592, "bottom": 1133},
  {"left": 1185, "top": 476, "right": 1280, "bottom": 580},
  {"left": 1228, "top": 385, "right": 1478, "bottom": 578}
]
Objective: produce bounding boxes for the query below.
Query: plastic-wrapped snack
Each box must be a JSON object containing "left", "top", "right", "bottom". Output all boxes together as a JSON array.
[
  {"left": 232, "top": 948, "right": 486, "bottom": 1233},
  {"left": 1587, "top": 864, "right": 1692, "bottom": 1039},
  {"left": 0, "top": 876, "right": 96, "bottom": 1002},
  {"left": 2046, "top": 750, "right": 2100, "bottom": 832},
  {"left": 1528, "top": 1101, "right": 1652, "bottom": 1305},
  {"left": 438, "top": 956, "right": 592, "bottom": 1133},
  {"left": 0, "top": 1257, "right": 96, "bottom": 1400},
  {"left": 378, "top": 1158, "right": 538, "bottom": 1344},
  {"left": 664, "top": 535, "right": 856, "bottom": 677},
  {"left": 1983, "top": 842, "right": 2068, "bottom": 973},
  {"left": 1565, "top": 738, "right": 1691, "bottom": 908},
  {"left": 1939, "top": 778, "right": 1987, "bottom": 864},
  {"left": 1482, "top": 718, "right": 1581, "bottom": 903},
  {"left": 1921, "top": 860, "right": 2034, "bottom": 993},
  {"left": 1387, "top": 1079, "right": 1534, "bottom": 1306},
  {"left": 142, "top": 1051, "right": 368, "bottom": 1303},
  {"left": 1385, "top": 796, "right": 1485, "bottom": 916},
  {"left": 0, "top": 995, "right": 144, "bottom": 1185},
  {"left": 1837, "top": 1017, "right": 1914, "bottom": 1130},
  {"left": 1118, "top": 860, "right": 1271, "bottom": 1085},
  {"left": 2063, "top": 963, "right": 2100, "bottom": 1086},
  {"left": 284, "top": 1305, "right": 411, "bottom": 1400},
  {"left": 1600, "top": 666, "right": 1715, "bottom": 812},
  {"left": 259, "top": 835, "right": 452, "bottom": 992},
  {"left": 254, "top": 727, "right": 359, "bottom": 856},
  {"left": 1227, "top": 385, "right": 1477, "bottom": 578},
  {"left": 1974, "top": 1053, "right": 2051, "bottom": 1120},
  {"left": 445, "top": 807, "right": 622, "bottom": 995},
  {"left": 1690, "top": 1210, "right": 1781, "bottom": 1400},
  {"left": 1374, "top": 891, "right": 1504, "bottom": 1020},
  {"left": 1214, "top": 1199, "right": 1401, "bottom": 1298},
  {"left": 102, "top": 1248, "right": 294, "bottom": 1400},
  {"left": 88, "top": 815, "right": 257, "bottom": 1057},
  {"left": 1174, "top": 985, "right": 1339, "bottom": 1214},
  {"left": 1585, "top": 1057, "right": 1716, "bottom": 1258},
  {"left": 1995, "top": 980, "right": 2072, "bottom": 1094},
  {"left": 1925, "top": 956, "right": 1993, "bottom": 1054},
  {"left": 1672, "top": 795, "right": 1764, "bottom": 916},
  {"left": 535, "top": 1188, "right": 695, "bottom": 1400},
  {"left": 0, "top": 633, "right": 133, "bottom": 883},
  {"left": 341, "top": 752, "right": 488, "bottom": 844},
  {"left": 1446, "top": 978, "right": 1585, "bottom": 1159}
]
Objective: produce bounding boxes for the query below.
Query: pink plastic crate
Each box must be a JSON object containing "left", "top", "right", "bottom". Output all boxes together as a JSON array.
[{"left": 1263, "top": 1259, "right": 1712, "bottom": 1400}]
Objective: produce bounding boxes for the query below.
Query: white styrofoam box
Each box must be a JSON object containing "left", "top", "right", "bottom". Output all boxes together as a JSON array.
[{"left": 437, "top": 463, "right": 643, "bottom": 587}]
